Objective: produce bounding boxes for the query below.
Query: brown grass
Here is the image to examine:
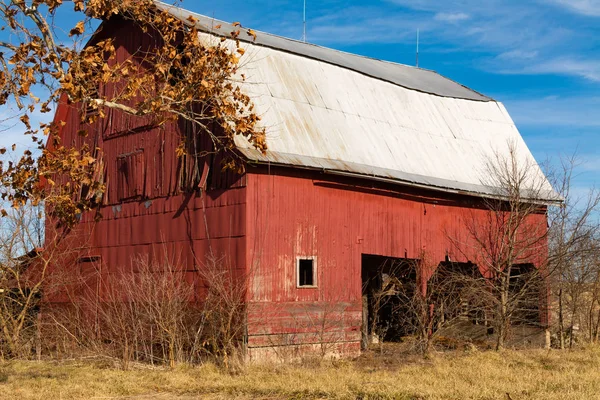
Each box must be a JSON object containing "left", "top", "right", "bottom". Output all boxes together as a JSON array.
[{"left": 1, "top": 346, "right": 600, "bottom": 399}]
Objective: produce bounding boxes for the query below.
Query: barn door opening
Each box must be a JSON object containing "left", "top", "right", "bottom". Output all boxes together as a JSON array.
[
  {"left": 361, "top": 254, "right": 419, "bottom": 349},
  {"left": 435, "top": 260, "right": 485, "bottom": 326},
  {"left": 509, "top": 263, "right": 543, "bottom": 326}
]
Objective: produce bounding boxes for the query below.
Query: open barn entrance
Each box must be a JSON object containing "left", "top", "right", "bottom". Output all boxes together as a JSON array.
[
  {"left": 510, "top": 263, "right": 544, "bottom": 327},
  {"left": 361, "top": 254, "right": 419, "bottom": 349},
  {"left": 361, "top": 255, "right": 489, "bottom": 350},
  {"left": 433, "top": 261, "right": 485, "bottom": 326}
]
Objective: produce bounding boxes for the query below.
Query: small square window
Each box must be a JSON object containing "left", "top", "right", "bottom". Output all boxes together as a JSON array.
[{"left": 297, "top": 257, "right": 317, "bottom": 288}]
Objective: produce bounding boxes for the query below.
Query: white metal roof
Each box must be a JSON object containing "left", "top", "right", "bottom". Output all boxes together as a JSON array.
[
  {"left": 156, "top": 2, "right": 557, "bottom": 201},
  {"left": 156, "top": 2, "right": 489, "bottom": 102}
]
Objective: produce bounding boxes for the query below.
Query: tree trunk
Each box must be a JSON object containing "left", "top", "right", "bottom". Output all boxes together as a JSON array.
[
  {"left": 361, "top": 295, "right": 368, "bottom": 351},
  {"left": 594, "top": 310, "right": 600, "bottom": 343},
  {"left": 558, "top": 288, "right": 565, "bottom": 349},
  {"left": 569, "top": 299, "right": 578, "bottom": 349},
  {"left": 36, "top": 311, "right": 42, "bottom": 362},
  {"left": 422, "top": 303, "right": 434, "bottom": 358},
  {"left": 495, "top": 324, "right": 505, "bottom": 351},
  {"left": 169, "top": 339, "right": 175, "bottom": 369},
  {"left": 569, "top": 324, "right": 575, "bottom": 349},
  {"left": 588, "top": 301, "right": 595, "bottom": 344},
  {"left": 496, "top": 274, "right": 510, "bottom": 351}
]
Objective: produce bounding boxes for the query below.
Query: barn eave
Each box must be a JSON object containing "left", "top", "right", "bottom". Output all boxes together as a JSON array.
[{"left": 241, "top": 148, "right": 562, "bottom": 204}]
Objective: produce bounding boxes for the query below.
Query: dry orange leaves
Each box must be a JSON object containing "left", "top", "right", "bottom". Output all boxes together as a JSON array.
[{"left": 0, "top": 0, "right": 266, "bottom": 228}]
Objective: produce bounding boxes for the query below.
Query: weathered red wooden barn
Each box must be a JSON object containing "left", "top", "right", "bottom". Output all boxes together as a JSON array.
[{"left": 48, "top": 2, "right": 556, "bottom": 359}]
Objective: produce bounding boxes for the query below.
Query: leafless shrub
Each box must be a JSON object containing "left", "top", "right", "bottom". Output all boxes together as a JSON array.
[
  {"left": 261, "top": 300, "right": 351, "bottom": 363},
  {"left": 301, "top": 301, "right": 350, "bottom": 360},
  {"left": 71, "top": 254, "right": 195, "bottom": 369},
  {"left": 193, "top": 254, "right": 247, "bottom": 370},
  {"left": 44, "top": 252, "right": 247, "bottom": 370},
  {"left": 450, "top": 142, "right": 553, "bottom": 350},
  {"left": 546, "top": 155, "right": 600, "bottom": 348},
  {"left": 264, "top": 329, "right": 301, "bottom": 364},
  {"left": 0, "top": 204, "right": 88, "bottom": 360},
  {"left": 551, "top": 250, "right": 600, "bottom": 347}
]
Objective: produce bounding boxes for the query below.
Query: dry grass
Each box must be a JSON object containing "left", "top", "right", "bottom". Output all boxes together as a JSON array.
[{"left": 1, "top": 346, "right": 600, "bottom": 399}]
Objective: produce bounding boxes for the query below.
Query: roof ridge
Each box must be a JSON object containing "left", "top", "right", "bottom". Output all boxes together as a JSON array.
[
  {"left": 154, "top": 1, "right": 424, "bottom": 71},
  {"left": 154, "top": 1, "right": 492, "bottom": 102}
]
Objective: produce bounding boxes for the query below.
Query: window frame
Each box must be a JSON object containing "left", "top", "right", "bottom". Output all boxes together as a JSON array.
[
  {"left": 116, "top": 149, "right": 145, "bottom": 202},
  {"left": 296, "top": 256, "right": 318, "bottom": 289}
]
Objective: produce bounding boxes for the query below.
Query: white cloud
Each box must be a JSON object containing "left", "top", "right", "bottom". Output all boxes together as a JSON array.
[
  {"left": 532, "top": 58, "right": 600, "bottom": 82},
  {"left": 499, "top": 58, "right": 600, "bottom": 82},
  {"left": 580, "top": 156, "right": 600, "bottom": 173},
  {"left": 547, "top": 0, "right": 600, "bottom": 16},
  {"left": 296, "top": 1, "right": 573, "bottom": 62},
  {"left": 302, "top": 2, "right": 541, "bottom": 50},
  {"left": 503, "top": 95, "right": 600, "bottom": 127},
  {"left": 497, "top": 50, "right": 539, "bottom": 60},
  {"left": 434, "top": 12, "right": 470, "bottom": 23},
  {"left": 293, "top": 0, "right": 600, "bottom": 85},
  {"left": 287, "top": 6, "right": 431, "bottom": 45}
]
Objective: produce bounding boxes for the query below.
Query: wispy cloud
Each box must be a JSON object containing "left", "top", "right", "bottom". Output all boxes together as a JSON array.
[
  {"left": 264, "top": 0, "right": 597, "bottom": 84},
  {"left": 497, "top": 50, "right": 539, "bottom": 60},
  {"left": 272, "top": 6, "right": 432, "bottom": 45},
  {"left": 494, "top": 57, "right": 600, "bottom": 82},
  {"left": 0, "top": 102, "right": 53, "bottom": 156},
  {"left": 547, "top": 0, "right": 600, "bottom": 16},
  {"left": 434, "top": 12, "right": 469, "bottom": 23},
  {"left": 580, "top": 156, "right": 600, "bottom": 174},
  {"left": 529, "top": 58, "right": 600, "bottom": 82},
  {"left": 503, "top": 95, "right": 600, "bottom": 127}
]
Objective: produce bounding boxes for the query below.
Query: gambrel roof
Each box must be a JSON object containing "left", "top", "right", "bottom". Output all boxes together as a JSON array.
[{"left": 157, "top": 2, "right": 557, "bottom": 200}]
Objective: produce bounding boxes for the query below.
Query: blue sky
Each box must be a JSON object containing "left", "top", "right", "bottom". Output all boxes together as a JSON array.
[{"left": 1, "top": 0, "right": 598, "bottom": 193}]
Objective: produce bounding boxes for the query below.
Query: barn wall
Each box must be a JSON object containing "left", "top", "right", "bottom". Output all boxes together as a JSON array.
[
  {"left": 76, "top": 190, "right": 247, "bottom": 298},
  {"left": 47, "top": 19, "right": 248, "bottom": 300},
  {"left": 244, "top": 167, "right": 548, "bottom": 357}
]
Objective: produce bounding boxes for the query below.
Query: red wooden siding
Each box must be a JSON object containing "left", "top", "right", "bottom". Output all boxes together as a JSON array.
[
  {"left": 47, "top": 19, "right": 248, "bottom": 303},
  {"left": 244, "top": 167, "right": 548, "bottom": 354}
]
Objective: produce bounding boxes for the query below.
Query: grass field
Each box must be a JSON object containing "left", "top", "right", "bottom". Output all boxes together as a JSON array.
[{"left": 1, "top": 346, "right": 600, "bottom": 399}]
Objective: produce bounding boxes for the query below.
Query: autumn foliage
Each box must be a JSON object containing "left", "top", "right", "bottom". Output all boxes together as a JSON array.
[{"left": 0, "top": 0, "right": 265, "bottom": 227}]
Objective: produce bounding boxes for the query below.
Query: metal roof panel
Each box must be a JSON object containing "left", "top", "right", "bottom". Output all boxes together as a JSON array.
[
  {"left": 156, "top": 1, "right": 491, "bottom": 101},
  {"left": 155, "top": 2, "right": 557, "bottom": 201}
]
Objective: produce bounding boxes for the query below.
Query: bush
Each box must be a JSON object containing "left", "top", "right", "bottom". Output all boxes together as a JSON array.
[{"left": 44, "top": 254, "right": 247, "bottom": 370}]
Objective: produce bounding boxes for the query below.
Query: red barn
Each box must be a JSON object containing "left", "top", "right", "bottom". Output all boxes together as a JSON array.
[{"left": 48, "top": 2, "right": 556, "bottom": 359}]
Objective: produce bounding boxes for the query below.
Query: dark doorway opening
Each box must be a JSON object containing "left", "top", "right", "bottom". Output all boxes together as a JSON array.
[
  {"left": 361, "top": 254, "right": 419, "bottom": 349},
  {"left": 434, "top": 261, "right": 484, "bottom": 326},
  {"left": 509, "top": 263, "right": 543, "bottom": 327},
  {"left": 361, "top": 255, "right": 489, "bottom": 350}
]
